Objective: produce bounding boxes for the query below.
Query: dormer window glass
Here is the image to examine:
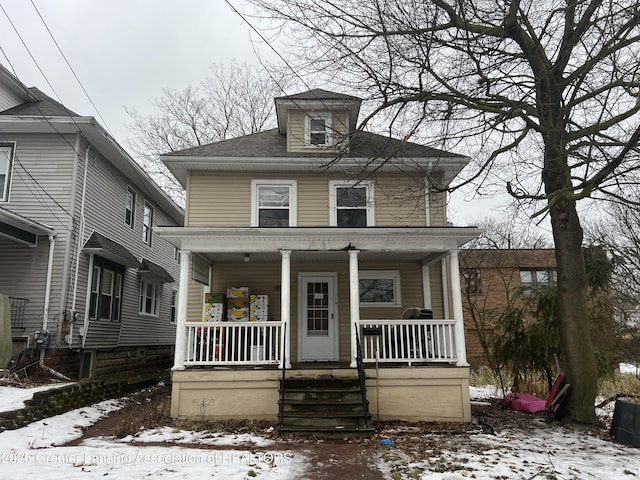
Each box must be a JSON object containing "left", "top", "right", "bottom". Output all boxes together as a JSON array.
[{"left": 305, "top": 113, "right": 332, "bottom": 147}]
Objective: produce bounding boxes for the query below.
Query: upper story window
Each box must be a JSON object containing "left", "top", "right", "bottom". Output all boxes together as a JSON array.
[
  {"left": 143, "top": 202, "right": 154, "bottom": 245},
  {"left": 305, "top": 113, "right": 332, "bottom": 147},
  {"left": 519, "top": 268, "right": 557, "bottom": 296},
  {"left": 0, "top": 142, "right": 15, "bottom": 202},
  {"left": 329, "top": 180, "right": 374, "bottom": 227},
  {"left": 88, "top": 257, "right": 124, "bottom": 322},
  {"left": 125, "top": 187, "right": 136, "bottom": 228},
  {"left": 251, "top": 180, "right": 297, "bottom": 227}
]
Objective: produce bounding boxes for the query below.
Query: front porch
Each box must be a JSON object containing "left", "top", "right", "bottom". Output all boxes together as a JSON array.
[{"left": 158, "top": 227, "right": 480, "bottom": 424}]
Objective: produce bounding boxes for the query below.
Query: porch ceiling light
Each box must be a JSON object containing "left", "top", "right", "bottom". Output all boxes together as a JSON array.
[{"left": 244, "top": 253, "right": 250, "bottom": 263}]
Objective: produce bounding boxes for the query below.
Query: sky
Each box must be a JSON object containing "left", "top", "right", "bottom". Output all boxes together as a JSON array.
[{"left": 0, "top": 0, "right": 514, "bottom": 225}]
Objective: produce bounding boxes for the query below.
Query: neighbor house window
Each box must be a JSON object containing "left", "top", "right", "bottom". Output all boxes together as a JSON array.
[
  {"left": 305, "top": 113, "right": 332, "bottom": 146},
  {"left": 125, "top": 187, "right": 136, "bottom": 228},
  {"left": 462, "top": 269, "right": 482, "bottom": 295},
  {"left": 142, "top": 202, "right": 154, "bottom": 245},
  {"left": 519, "top": 269, "right": 557, "bottom": 296},
  {"left": 139, "top": 278, "right": 160, "bottom": 316},
  {"left": 359, "top": 270, "right": 401, "bottom": 306},
  {"left": 330, "top": 180, "right": 374, "bottom": 227},
  {"left": 251, "top": 180, "right": 297, "bottom": 227},
  {"left": 0, "top": 142, "right": 15, "bottom": 202},
  {"left": 170, "top": 289, "right": 178, "bottom": 323},
  {"left": 88, "top": 257, "right": 124, "bottom": 322}
]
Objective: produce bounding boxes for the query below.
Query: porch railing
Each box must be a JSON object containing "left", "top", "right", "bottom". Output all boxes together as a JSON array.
[
  {"left": 358, "top": 319, "right": 457, "bottom": 364},
  {"left": 184, "top": 321, "right": 282, "bottom": 366}
]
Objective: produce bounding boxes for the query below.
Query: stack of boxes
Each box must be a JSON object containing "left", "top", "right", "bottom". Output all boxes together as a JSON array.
[
  {"left": 203, "top": 293, "right": 225, "bottom": 322},
  {"left": 226, "top": 287, "right": 250, "bottom": 321},
  {"left": 250, "top": 294, "right": 269, "bottom": 322}
]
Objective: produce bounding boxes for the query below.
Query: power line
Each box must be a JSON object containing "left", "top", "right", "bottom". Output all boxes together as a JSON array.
[{"left": 28, "top": 0, "right": 112, "bottom": 136}]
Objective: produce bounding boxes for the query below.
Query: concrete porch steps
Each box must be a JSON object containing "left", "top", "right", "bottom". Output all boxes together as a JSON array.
[{"left": 277, "top": 377, "right": 375, "bottom": 438}]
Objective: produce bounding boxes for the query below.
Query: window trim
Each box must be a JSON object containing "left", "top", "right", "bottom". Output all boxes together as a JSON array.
[
  {"left": 359, "top": 270, "right": 402, "bottom": 307},
  {"left": 139, "top": 278, "right": 160, "bottom": 317},
  {"left": 142, "top": 201, "right": 154, "bottom": 245},
  {"left": 304, "top": 113, "right": 333, "bottom": 147},
  {"left": 0, "top": 142, "right": 16, "bottom": 202},
  {"left": 88, "top": 257, "right": 124, "bottom": 322},
  {"left": 329, "top": 180, "right": 375, "bottom": 227},
  {"left": 125, "top": 186, "right": 136, "bottom": 229},
  {"left": 250, "top": 179, "right": 298, "bottom": 227},
  {"left": 170, "top": 289, "right": 178, "bottom": 323}
]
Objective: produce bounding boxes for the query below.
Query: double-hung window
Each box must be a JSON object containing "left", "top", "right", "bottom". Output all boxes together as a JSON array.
[
  {"left": 330, "top": 180, "right": 374, "bottom": 227},
  {"left": 88, "top": 257, "right": 124, "bottom": 322},
  {"left": 125, "top": 187, "right": 136, "bottom": 228},
  {"left": 0, "top": 142, "right": 15, "bottom": 202},
  {"left": 142, "top": 202, "right": 154, "bottom": 245},
  {"left": 305, "top": 113, "right": 332, "bottom": 147},
  {"left": 139, "top": 278, "right": 160, "bottom": 316},
  {"left": 251, "top": 180, "right": 297, "bottom": 227}
]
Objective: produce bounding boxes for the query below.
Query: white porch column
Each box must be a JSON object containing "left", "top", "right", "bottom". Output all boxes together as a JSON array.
[
  {"left": 173, "top": 249, "right": 191, "bottom": 371},
  {"left": 280, "top": 250, "right": 292, "bottom": 368},
  {"left": 441, "top": 260, "right": 450, "bottom": 319},
  {"left": 448, "top": 249, "right": 468, "bottom": 366},
  {"left": 348, "top": 249, "right": 360, "bottom": 368},
  {"left": 421, "top": 264, "right": 432, "bottom": 309}
]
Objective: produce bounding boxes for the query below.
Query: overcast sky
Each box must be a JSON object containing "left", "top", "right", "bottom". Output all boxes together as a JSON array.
[{"left": 0, "top": 0, "right": 515, "bottom": 225}]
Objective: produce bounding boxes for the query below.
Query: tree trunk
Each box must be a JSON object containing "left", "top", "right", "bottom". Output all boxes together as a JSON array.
[{"left": 546, "top": 148, "right": 598, "bottom": 424}]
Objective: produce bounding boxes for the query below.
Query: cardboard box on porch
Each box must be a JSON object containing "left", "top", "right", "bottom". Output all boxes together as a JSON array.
[{"left": 227, "top": 287, "right": 249, "bottom": 298}]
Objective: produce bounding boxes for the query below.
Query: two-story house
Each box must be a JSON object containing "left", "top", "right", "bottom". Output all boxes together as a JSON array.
[
  {"left": 157, "top": 89, "right": 481, "bottom": 434},
  {"left": 0, "top": 64, "right": 183, "bottom": 379}
]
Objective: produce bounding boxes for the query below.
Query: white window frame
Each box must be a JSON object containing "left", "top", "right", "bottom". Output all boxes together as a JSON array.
[
  {"left": 170, "top": 289, "right": 178, "bottom": 323},
  {"left": 125, "top": 186, "right": 136, "bottom": 229},
  {"left": 139, "top": 278, "right": 160, "bottom": 316},
  {"left": 142, "top": 202, "right": 154, "bottom": 245},
  {"left": 88, "top": 259, "right": 124, "bottom": 322},
  {"left": 251, "top": 180, "right": 297, "bottom": 227},
  {"left": 359, "top": 270, "right": 402, "bottom": 307},
  {"left": 519, "top": 268, "right": 557, "bottom": 296},
  {"left": 329, "top": 180, "right": 375, "bottom": 227},
  {"left": 304, "top": 113, "right": 333, "bottom": 147},
  {"left": 0, "top": 142, "right": 16, "bottom": 202}
]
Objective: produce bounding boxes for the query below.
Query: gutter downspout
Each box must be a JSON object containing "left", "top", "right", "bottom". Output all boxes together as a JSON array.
[
  {"left": 69, "top": 145, "right": 91, "bottom": 346},
  {"left": 38, "top": 234, "right": 70, "bottom": 380}
]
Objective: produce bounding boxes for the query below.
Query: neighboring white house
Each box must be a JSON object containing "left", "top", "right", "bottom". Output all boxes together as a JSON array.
[{"left": 0, "top": 64, "right": 183, "bottom": 379}]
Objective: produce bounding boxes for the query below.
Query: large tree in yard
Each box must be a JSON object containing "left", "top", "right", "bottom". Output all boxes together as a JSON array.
[{"left": 249, "top": 0, "right": 640, "bottom": 423}]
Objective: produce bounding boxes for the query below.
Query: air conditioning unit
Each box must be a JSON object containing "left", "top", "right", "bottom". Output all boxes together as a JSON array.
[{"left": 191, "top": 254, "right": 210, "bottom": 285}]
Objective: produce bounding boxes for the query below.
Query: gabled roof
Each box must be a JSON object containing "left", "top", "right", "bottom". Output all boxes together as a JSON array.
[{"left": 275, "top": 88, "right": 361, "bottom": 102}]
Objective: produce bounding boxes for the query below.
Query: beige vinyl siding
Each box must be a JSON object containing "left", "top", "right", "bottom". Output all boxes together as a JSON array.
[
  {"left": 187, "top": 172, "right": 432, "bottom": 227},
  {"left": 428, "top": 172, "right": 447, "bottom": 226},
  {"left": 201, "top": 258, "right": 442, "bottom": 364},
  {"left": 287, "top": 109, "right": 349, "bottom": 154}
]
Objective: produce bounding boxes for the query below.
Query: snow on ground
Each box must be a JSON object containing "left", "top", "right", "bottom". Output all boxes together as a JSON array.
[
  {"left": 0, "top": 382, "right": 74, "bottom": 412},
  {"left": 1, "top": 369, "right": 639, "bottom": 479}
]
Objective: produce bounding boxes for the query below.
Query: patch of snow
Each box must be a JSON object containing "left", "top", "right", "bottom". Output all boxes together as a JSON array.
[
  {"left": 116, "top": 425, "right": 275, "bottom": 447},
  {"left": 0, "top": 383, "right": 75, "bottom": 412},
  {"left": 620, "top": 363, "right": 639, "bottom": 375}
]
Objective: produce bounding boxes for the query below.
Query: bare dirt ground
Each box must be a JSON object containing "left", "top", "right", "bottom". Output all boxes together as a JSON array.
[{"left": 61, "top": 383, "right": 612, "bottom": 479}]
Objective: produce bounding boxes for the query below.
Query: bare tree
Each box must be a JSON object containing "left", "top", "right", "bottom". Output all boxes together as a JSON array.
[
  {"left": 125, "top": 61, "right": 291, "bottom": 203},
  {"left": 249, "top": 0, "right": 640, "bottom": 423},
  {"left": 464, "top": 216, "right": 552, "bottom": 250}
]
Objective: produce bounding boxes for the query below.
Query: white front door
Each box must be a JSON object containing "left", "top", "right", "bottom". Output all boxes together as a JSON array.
[{"left": 299, "top": 274, "right": 338, "bottom": 361}]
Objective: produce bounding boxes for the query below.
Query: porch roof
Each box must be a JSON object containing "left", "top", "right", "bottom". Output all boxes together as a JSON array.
[
  {"left": 0, "top": 206, "right": 54, "bottom": 246},
  {"left": 155, "top": 226, "right": 481, "bottom": 264}
]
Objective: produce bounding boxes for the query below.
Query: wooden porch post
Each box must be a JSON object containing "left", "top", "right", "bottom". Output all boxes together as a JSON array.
[
  {"left": 172, "top": 249, "right": 191, "bottom": 371},
  {"left": 448, "top": 249, "right": 468, "bottom": 366},
  {"left": 280, "top": 250, "right": 292, "bottom": 368},
  {"left": 348, "top": 249, "right": 360, "bottom": 368}
]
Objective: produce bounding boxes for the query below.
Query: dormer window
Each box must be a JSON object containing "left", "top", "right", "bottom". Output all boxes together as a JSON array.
[{"left": 305, "top": 113, "right": 332, "bottom": 147}]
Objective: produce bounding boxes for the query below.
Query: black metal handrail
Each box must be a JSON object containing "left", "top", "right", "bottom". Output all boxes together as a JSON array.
[
  {"left": 279, "top": 322, "right": 287, "bottom": 428},
  {"left": 354, "top": 323, "right": 368, "bottom": 428}
]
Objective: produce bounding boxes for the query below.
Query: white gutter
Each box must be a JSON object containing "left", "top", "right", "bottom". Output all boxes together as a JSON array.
[{"left": 42, "top": 233, "right": 56, "bottom": 332}]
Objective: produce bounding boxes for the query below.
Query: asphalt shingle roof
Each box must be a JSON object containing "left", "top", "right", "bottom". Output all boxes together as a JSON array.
[
  {"left": 166, "top": 128, "right": 464, "bottom": 160},
  {"left": 0, "top": 87, "right": 80, "bottom": 116}
]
